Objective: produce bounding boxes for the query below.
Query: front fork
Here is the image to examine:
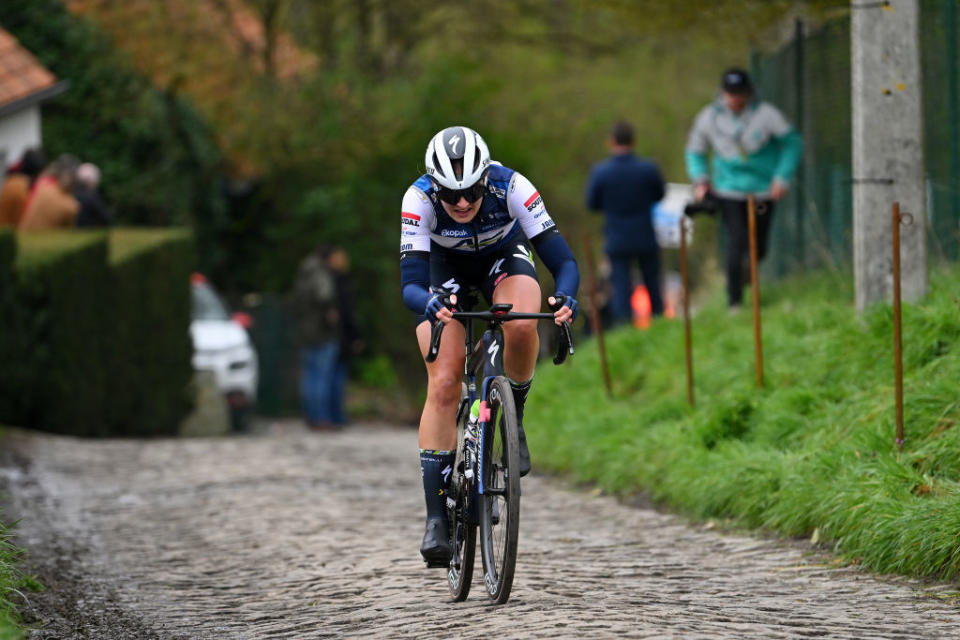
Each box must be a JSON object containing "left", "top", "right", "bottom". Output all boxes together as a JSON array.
[{"left": 455, "top": 326, "right": 504, "bottom": 537}]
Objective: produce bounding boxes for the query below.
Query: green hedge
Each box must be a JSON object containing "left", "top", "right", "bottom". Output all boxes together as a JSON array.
[
  {"left": 0, "top": 229, "right": 194, "bottom": 437},
  {"left": 7, "top": 232, "right": 109, "bottom": 434},
  {"left": 107, "top": 229, "right": 194, "bottom": 436}
]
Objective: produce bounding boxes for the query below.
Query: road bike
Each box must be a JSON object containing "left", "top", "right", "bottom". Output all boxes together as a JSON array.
[{"left": 425, "top": 295, "right": 573, "bottom": 604}]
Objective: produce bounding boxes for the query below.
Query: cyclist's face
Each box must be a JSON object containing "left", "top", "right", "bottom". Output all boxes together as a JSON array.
[{"left": 439, "top": 191, "right": 483, "bottom": 223}]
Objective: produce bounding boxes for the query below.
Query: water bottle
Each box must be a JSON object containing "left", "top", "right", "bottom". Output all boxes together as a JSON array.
[{"left": 464, "top": 400, "right": 480, "bottom": 480}]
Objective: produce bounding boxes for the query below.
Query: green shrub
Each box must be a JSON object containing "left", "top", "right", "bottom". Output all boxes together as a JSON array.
[
  {"left": 12, "top": 232, "right": 111, "bottom": 435},
  {"left": 0, "top": 231, "right": 16, "bottom": 420},
  {"left": 0, "top": 229, "right": 194, "bottom": 437},
  {"left": 107, "top": 229, "right": 195, "bottom": 436}
]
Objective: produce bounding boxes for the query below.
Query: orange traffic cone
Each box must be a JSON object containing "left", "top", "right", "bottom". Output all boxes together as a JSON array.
[{"left": 631, "top": 285, "right": 651, "bottom": 329}]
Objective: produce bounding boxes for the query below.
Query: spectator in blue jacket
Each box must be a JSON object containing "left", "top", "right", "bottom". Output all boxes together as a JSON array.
[
  {"left": 685, "top": 68, "right": 803, "bottom": 310},
  {"left": 586, "top": 120, "right": 666, "bottom": 325}
]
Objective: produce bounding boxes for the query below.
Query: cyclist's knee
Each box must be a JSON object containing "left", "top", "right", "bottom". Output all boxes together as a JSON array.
[
  {"left": 504, "top": 318, "right": 538, "bottom": 344},
  {"left": 426, "top": 370, "right": 461, "bottom": 407}
]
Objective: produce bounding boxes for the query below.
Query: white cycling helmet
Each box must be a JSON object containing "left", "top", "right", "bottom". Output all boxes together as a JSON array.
[{"left": 424, "top": 126, "right": 491, "bottom": 190}]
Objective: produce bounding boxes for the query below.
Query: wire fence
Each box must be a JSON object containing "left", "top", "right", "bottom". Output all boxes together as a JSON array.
[{"left": 750, "top": 0, "right": 959, "bottom": 277}]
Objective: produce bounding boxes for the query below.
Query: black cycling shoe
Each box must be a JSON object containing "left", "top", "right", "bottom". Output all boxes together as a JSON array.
[
  {"left": 419, "top": 517, "right": 452, "bottom": 567},
  {"left": 517, "top": 422, "right": 531, "bottom": 477}
]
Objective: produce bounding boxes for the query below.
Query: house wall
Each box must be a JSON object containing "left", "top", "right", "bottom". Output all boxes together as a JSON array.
[{"left": 0, "top": 105, "right": 42, "bottom": 167}]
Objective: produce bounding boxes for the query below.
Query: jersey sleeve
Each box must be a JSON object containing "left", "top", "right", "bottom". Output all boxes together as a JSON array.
[
  {"left": 400, "top": 186, "right": 435, "bottom": 256},
  {"left": 506, "top": 172, "right": 557, "bottom": 239}
]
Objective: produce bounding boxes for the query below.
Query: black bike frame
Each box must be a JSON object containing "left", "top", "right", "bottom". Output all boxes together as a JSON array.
[{"left": 431, "top": 302, "right": 573, "bottom": 495}]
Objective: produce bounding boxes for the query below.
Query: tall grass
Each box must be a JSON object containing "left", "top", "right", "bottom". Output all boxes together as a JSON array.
[
  {"left": 527, "top": 266, "right": 960, "bottom": 580},
  {"left": 0, "top": 428, "right": 26, "bottom": 639},
  {"left": 0, "top": 519, "right": 25, "bottom": 640}
]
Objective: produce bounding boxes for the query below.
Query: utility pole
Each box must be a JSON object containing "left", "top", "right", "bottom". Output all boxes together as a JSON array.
[{"left": 851, "top": 0, "right": 926, "bottom": 311}]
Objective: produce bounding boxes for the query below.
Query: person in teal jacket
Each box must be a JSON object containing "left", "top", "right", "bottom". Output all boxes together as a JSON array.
[{"left": 685, "top": 68, "right": 803, "bottom": 309}]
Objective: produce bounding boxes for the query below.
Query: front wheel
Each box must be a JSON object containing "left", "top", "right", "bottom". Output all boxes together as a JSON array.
[
  {"left": 448, "top": 394, "right": 476, "bottom": 601},
  {"left": 478, "top": 376, "right": 521, "bottom": 604}
]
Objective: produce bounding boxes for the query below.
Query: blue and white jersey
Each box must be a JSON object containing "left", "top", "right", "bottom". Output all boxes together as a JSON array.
[{"left": 400, "top": 163, "right": 557, "bottom": 257}]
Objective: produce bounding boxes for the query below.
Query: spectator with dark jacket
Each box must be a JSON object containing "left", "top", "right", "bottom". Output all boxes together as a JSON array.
[
  {"left": 74, "top": 162, "right": 111, "bottom": 227},
  {"left": 0, "top": 147, "right": 46, "bottom": 227},
  {"left": 292, "top": 244, "right": 360, "bottom": 430},
  {"left": 586, "top": 120, "right": 666, "bottom": 325}
]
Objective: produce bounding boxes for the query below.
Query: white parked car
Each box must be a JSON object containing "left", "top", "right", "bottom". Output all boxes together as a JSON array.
[{"left": 189, "top": 273, "right": 259, "bottom": 431}]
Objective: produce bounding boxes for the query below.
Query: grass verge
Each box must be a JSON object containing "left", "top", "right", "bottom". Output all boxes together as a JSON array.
[
  {"left": 0, "top": 428, "right": 32, "bottom": 640},
  {"left": 0, "top": 521, "right": 27, "bottom": 640},
  {"left": 527, "top": 265, "right": 960, "bottom": 580}
]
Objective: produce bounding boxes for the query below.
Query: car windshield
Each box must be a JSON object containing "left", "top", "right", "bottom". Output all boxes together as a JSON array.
[{"left": 191, "top": 282, "right": 231, "bottom": 321}]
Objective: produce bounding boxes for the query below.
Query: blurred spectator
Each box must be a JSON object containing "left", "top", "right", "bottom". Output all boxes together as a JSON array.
[
  {"left": 292, "top": 244, "right": 359, "bottom": 430},
  {"left": 329, "top": 246, "right": 362, "bottom": 422},
  {"left": 685, "top": 68, "right": 803, "bottom": 310},
  {"left": 585, "top": 120, "right": 666, "bottom": 326},
  {"left": 74, "top": 162, "right": 111, "bottom": 227},
  {"left": 19, "top": 154, "right": 81, "bottom": 231},
  {"left": 0, "top": 147, "right": 46, "bottom": 227}
]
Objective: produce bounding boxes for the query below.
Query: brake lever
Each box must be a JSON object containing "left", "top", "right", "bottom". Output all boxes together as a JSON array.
[
  {"left": 425, "top": 320, "right": 445, "bottom": 363},
  {"left": 553, "top": 320, "right": 574, "bottom": 365}
]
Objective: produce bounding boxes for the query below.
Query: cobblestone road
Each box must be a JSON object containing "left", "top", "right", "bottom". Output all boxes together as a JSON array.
[{"left": 2, "top": 423, "right": 960, "bottom": 639}]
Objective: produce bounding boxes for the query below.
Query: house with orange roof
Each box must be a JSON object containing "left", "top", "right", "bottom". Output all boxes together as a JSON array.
[{"left": 0, "top": 25, "right": 67, "bottom": 167}]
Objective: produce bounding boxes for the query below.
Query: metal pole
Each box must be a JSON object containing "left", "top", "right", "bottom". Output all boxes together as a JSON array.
[
  {"left": 794, "top": 17, "right": 806, "bottom": 270},
  {"left": 748, "top": 195, "right": 764, "bottom": 388},
  {"left": 680, "top": 216, "right": 694, "bottom": 406},
  {"left": 892, "top": 202, "right": 904, "bottom": 450},
  {"left": 582, "top": 233, "right": 612, "bottom": 397}
]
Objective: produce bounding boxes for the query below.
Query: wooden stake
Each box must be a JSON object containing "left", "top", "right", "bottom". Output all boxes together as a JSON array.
[
  {"left": 748, "top": 195, "right": 764, "bottom": 388},
  {"left": 582, "top": 233, "right": 612, "bottom": 397},
  {"left": 892, "top": 201, "right": 904, "bottom": 450},
  {"left": 680, "top": 216, "right": 694, "bottom": 406}
]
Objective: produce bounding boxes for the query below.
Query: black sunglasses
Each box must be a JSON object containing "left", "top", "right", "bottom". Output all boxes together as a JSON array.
[{"left": 436, "top": 181, "right": 487, "bottom": 205}]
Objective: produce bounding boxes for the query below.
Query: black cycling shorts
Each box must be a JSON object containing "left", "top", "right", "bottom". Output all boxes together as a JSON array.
[{"left": 415, "top": 239, "right": 539, "bottom": 325}]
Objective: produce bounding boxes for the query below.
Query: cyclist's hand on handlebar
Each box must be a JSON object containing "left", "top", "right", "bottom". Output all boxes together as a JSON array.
[
  {"left": 548, "top": 293, "right": 577, "bottom": 325},
  {"left": 425, "top": 293, "right": 457, "bottom": 324}
]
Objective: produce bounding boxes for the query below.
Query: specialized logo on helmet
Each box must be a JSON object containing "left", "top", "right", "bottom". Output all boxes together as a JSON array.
[{"left": 448, "top": 134, "right": 461, "bottom": 155}]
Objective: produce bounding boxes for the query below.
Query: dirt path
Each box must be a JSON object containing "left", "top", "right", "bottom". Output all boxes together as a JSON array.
[{"left": 2, "top": 423, "right": 959, "bottom": 639}]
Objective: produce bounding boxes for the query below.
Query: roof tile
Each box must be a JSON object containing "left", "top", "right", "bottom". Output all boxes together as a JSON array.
[{"left": 0, "top": 25, "right": 57, "bottom": 109}]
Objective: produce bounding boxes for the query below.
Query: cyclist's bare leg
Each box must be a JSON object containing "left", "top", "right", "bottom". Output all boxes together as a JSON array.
[
  {"left": 415, "top": 319, "right": 466, "bottom": 450},
  {"left": 415, "top": 318, "right": 466, "bottom": 564},
  {"left": 492, "top": 274, "right": 541, "bottom": 476},
  {"left": 492, "top": 275, "right": 541, "bottom": 382}
]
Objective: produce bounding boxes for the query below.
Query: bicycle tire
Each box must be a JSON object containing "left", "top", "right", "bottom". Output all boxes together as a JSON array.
[
  {"left": 448, "top": 395, "right": 477, "bottom": 601},
  {"left": 478, "top": 376, "right": 520, "bottom": 604}
]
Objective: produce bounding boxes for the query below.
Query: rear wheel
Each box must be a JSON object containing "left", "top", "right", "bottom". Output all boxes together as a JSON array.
[
  {"left": 448, "top": 395, "right": 476, "bottom": 601},
  {"left": 478, "top": 376, "right": 520, "bottom": 604}
]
